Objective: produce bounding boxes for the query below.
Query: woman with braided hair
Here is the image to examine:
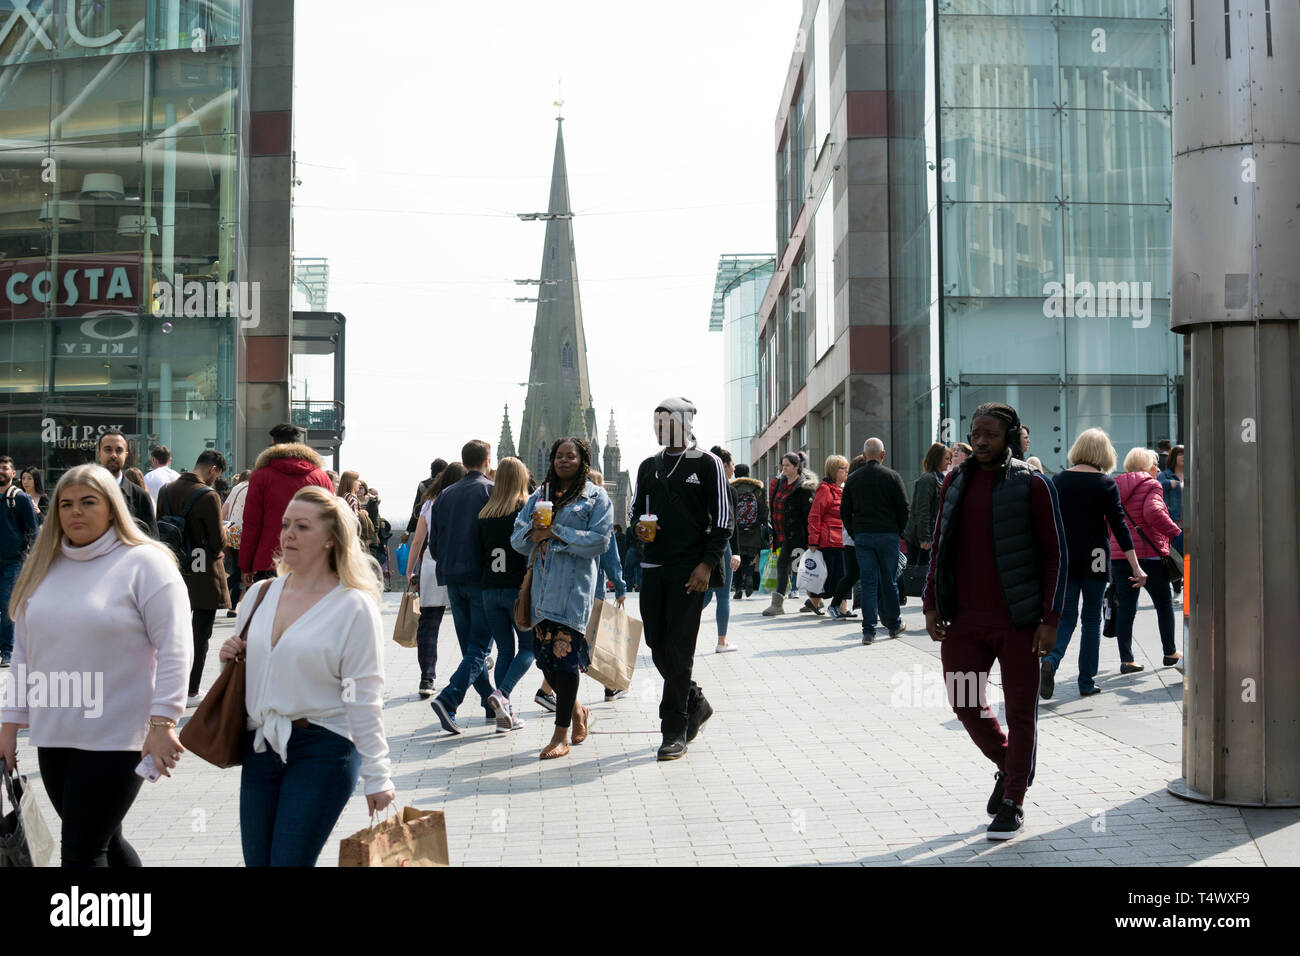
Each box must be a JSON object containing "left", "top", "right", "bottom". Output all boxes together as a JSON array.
[{"left": 511, "top": 438, "right": 613, "bottom": 759}]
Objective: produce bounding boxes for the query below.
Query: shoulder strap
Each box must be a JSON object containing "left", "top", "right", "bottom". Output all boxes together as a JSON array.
[
  {"left": 236, "top": 580, "right": 273, "bottom": 650},
  {"left": 1121, "top": 492, "right": 1159, "bottom": 553}
]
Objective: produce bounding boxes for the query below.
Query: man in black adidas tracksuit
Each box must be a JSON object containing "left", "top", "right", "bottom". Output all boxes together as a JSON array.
[{"left": 630, "top": 397, "right": 733, "bottom": 760}]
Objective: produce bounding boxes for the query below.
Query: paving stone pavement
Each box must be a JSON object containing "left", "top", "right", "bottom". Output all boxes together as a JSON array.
[{"left": 5, "top": 585, "right": 1296, "bottom": 866}]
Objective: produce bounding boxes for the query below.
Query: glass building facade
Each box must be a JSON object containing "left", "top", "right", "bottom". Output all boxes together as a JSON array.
[
  {"left": 0, "top": 0, "right": 245, "bottom": 481},
  {"left": 935, "top": 0, "right": 1178, "bottom": 469},
  {"left": 712, "top": 255, "right": 774, "bottom": 460}
]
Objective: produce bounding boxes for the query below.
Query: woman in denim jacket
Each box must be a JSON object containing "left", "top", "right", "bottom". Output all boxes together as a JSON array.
[{"left": 511, "top": 438, "right": 613, "bottom": 759}]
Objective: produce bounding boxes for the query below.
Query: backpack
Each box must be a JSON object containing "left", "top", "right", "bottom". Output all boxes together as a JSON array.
[
  {"left": 735, "top": 490, "right": 760, "bottom": 532},
  {"left": 157, "top": 483, "right": 214, "bottom": 568},
  {"left": 4, "top": 486, "right": 37, "bottom": 556}
]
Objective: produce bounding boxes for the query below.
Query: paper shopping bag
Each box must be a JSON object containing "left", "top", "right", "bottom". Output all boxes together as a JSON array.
[
  {"left": 0, "top": 767, "right": 56, "bottom": 867},
  {"left": 583, "top": 600, "right": 643, "bottom": 692},
  {"left": 338, "top": 806, "right": 449, "bottom": 867},
  {"left": 392, "top": 590, "right": 419, "bottom": 648}
]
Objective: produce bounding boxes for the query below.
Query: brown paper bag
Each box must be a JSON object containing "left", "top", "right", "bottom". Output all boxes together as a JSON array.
[
  {"left": 583, "top": 600, "right": 642, "bottom": 692},
  {"left": 393, "top": 590, "right": 419, "bottom": 648},
  {"left": 338, "top": 807, "right": 449, "bottom": 867}
]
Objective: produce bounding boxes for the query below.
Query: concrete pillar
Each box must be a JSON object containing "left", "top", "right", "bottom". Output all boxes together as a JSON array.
[{"left": 1167, "top": 1, "right": 1300, "bottom": 806}]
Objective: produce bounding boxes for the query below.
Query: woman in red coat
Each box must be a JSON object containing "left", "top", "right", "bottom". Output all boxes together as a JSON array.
[
  {"left": 806, "top": 455, "right": 849, "bottom": 616},
  {"left": 238, "top": 429, "right": 335, "bottom": 585}
]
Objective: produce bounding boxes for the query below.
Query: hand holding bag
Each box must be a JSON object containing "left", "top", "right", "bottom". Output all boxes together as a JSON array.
[
  {"left": 339, "top": 807, "right": 449, "bottom": 867},
  {"left": 583, "top": 600, "right": 643, "bottom": 692},
  {"left": 0, "top": 766, "right": 56, "bottom": 867},
  {"left": 179, "top": 581, "right": 270, "bottom": 768},
  {"left": 393, "top": 590, "right": 419, "bottom": 648}
]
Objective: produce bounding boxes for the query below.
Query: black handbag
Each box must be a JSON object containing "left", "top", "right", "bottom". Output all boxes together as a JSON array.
[{"left": 1102, "top": 583, "right": 1118, "bottom": 638}]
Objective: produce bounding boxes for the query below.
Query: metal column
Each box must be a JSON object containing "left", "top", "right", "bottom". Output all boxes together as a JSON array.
[{"left": 1168, "top": 1, "right": 1300, "bottom": 806}]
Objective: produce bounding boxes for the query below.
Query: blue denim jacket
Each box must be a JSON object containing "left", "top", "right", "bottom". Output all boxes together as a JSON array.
[
  {"left": 1157, "top": 469, "right": 1183, "bottom": 524},
  {"left": 511, "top": 482, "right": 613, "bottom": 634},
  {"left": 595, "top": 533, "right": 626, "bottom": 599}
]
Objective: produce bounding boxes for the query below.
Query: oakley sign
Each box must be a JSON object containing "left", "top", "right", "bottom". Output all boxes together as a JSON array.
[{"left": 0, "top": 1, "right": 124, "bottom": 51}]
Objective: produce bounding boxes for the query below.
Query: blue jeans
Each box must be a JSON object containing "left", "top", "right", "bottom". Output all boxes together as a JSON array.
[
  {"left": 438, "top": 582, "right": 495, "bottom": 715},
  {"left": 239, "top": 724, "right": 360, "bottom": 867},
  {"left": 700, "top": 545, "right": 733, "bottom": 638},
  {"left": 0, "top": 558, "right": 19, "bottom": 660},
  {"left": 481, "top": 586, "right": 534, "bottom": 700},
  {"left": 1045, "top": 577, "right": 1106, "bottom": 693},
  {"left": 1115, "top": 558, "right": 1177, "bottom": 661},
  {"left": 854, "top": 533, "right": 902, "bottom": 635}
]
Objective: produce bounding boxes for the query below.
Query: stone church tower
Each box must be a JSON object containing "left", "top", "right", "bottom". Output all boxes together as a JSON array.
[{"left": 517, "top": 116, "right": 602, "bottom": 480}]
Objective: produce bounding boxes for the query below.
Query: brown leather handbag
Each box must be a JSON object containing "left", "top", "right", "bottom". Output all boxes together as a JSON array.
[
  {"left": 513, "top": 543, "right": 542, "bottom": 632},
  {"left": 179, "top": 582, "right": 271, "bottom": 768}
]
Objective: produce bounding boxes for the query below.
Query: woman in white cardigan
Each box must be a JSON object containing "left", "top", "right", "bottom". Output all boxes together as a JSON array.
[
  {"left": 220, "top": 485, "right": 394, "bottom": 867},
  {"left": 1, "top": 464, "right": 191, "bottom": 867}
]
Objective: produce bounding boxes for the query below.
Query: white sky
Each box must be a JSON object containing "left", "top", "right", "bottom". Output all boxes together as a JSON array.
[{"left": 292, "top": 0, "right": 802, "bottom": 521}]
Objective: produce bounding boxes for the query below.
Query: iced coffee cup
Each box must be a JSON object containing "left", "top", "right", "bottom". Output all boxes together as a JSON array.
[
  {"left": 639, "top": 513, "right": 658, "bottom": 541},
  {"left": 535, "top": 501, "right": 554, "bottom": 527}
]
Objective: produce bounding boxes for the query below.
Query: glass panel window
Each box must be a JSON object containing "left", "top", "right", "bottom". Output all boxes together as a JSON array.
[
  {"left": 942, "top": 201, "right": 1062, "bottom": 298},
  {"left": 941, "top": 16, "right": 1059, "bottom": 110},
  {"left": 1061, "top": 107, "right": 1171, "bottom": 205},
  {"left": 941, "top": 108, "right": 1060, "bottom": 204}
]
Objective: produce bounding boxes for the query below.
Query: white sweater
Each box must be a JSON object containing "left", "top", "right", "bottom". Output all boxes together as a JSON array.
[
  {"left": 239, "top": 576, "right": 393, "bottom": 796},
  {"left": 0, "top": 531, "right": 191, "bottom": 751}
]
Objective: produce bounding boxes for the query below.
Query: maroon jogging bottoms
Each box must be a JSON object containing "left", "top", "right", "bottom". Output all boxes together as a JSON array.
[{"left": 940, "top": 621, "right": 1040, "bottom": 805}]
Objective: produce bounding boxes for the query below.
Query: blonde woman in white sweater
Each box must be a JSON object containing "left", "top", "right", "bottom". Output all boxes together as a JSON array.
[
  {"left": 220, "top": 485, "right": 394, "bottom": 867},
  {"left": 1, "top": 464, "right": 191, "bottom": 867}
]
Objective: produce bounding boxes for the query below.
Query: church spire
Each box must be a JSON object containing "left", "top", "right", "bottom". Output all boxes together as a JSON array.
[
  {"left": 518, "top": 114, "right": 598, "bottom": 482},
  {"left": 498, "top": 404, "right": 516, "bottom": 459},
  {"left": 603, "top": 410, "right": 621, "bottom": 479}
]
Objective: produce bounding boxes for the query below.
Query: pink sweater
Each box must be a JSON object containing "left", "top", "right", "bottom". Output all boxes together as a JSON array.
[{"left": 1, "top": 531, "right": 191, "bottom": 750}]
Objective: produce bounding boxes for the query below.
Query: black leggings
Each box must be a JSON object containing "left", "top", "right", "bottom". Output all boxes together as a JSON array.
[
  {"left": 544, "top": 670, "right": 580, "bottom": 729},
  {"left": 833, "top": 545, "right": 860, "bottom": 604},
  {"left": 38, "top": 748, "right": 144, "bottom": 867}
]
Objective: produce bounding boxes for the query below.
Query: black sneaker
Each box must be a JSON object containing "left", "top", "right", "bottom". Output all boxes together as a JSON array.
[
  {"left": 534, "top": 688, "right": 558, "bottom": 712},
  {"left": 987, "top": 799, "right": 1023, "bottom": 840},
  {"left": 418, "top": 679, "right": 434, "bottom": 699},
  {"left": 430, "top": 697, "right": 462, "bottom": 735},
  {"left": 861, "top": 634, "right": 875, "bottom": 645},
  {"left": 686, "top": 697, "right": 714, "bottom": 743},
  {"left": 604, "top": 687, "right": 627, "bottom": 701},
  {"left": 657, "top": 736, "right": 688, "bottom": 761},
  {"left": 986, "top": 771, "right": 1006, "bottom": 817},
  {"left": 888, "top": 624, "right": 904, "bottom": 638},
  {"left": 1039, "top": 659, "right": 1055, "bottom": 700}
]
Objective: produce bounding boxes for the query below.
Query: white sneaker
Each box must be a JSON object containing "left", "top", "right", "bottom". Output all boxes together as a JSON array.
[
  {"left": 186, "top": 693, "right": 201, "bottom": 707},
  {"left": 716, "top": 643, "right": 738, "bottom": 654},
  {"left": 495, "top": 711, "right": 526, "bottom": 733}
]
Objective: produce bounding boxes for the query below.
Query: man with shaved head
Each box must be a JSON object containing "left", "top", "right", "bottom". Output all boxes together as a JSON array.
[{"left": 839, "top": 437, "right": 909, "bottom": 644}]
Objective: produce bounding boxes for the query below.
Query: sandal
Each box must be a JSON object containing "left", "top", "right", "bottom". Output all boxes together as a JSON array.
[
  {"left": 572, "top": 705, "right": 594, "bottom": 744},
  {"left": 539, "top": 740, "right": 570, "bottom": 759}
]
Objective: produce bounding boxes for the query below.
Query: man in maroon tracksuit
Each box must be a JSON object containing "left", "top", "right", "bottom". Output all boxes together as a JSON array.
[{"left": 923, "top": 403, "right": 1067, "bottom": 840}]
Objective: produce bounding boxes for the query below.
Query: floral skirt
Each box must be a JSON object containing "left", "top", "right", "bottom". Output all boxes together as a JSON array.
[{"left": 532, "top": 619, "right": 590, "bottom": 675}]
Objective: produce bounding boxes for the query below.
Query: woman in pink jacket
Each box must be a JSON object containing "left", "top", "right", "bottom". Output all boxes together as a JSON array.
[
  {"left": 1109, "top": 447, "right": 1184, "bottom": 673},
  {"left": 806, "top": 456, "right": 849, "bottom": 617}
]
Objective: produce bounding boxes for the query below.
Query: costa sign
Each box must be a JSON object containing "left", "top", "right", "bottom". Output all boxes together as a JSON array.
[{"left": 0, "top": 256, "right": 142, "bottom": 321}]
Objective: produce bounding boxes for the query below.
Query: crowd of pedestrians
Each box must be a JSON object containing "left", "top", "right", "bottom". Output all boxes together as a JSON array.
[{"left": 0, "top": 399, "right": 1188, "bottom": 861}]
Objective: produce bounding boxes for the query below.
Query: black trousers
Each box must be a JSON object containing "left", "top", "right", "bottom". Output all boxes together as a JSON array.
[
  {"left": 640, "top": 563, "right": 708, "bottom": 737},
  {"left": 189, "top": 607, "right": 217, "bottom": 695},
  {"left": 226, "top": 547, "right": 243, "bottom": 607},
  {"left": 832, "top": 544, "right": 860, "bottom": 604},
  {"left": 38, "top": 748, "right": 143, "bottom": 867}
]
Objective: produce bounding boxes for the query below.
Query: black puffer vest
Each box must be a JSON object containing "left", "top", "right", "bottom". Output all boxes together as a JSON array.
[{"left": 933, "top": 451, "right": 1043, "bottom": 629}]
